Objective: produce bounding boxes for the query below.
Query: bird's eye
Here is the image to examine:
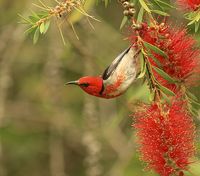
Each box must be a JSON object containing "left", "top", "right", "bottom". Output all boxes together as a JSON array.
[{"left": 81, "top": 83, "right": 89, "bottom": 87}]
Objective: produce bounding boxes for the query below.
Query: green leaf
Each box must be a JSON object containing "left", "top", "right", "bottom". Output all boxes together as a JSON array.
[
  {"left": 187, "top": 103, "right": 198, "bottom": 116},
  {"left": 137, "top": 7, "right": 144, "bottom": 23},
  {"left": 188, "top": 19, "right": 196, "bottom": 26},
  {"left": 151, "top": 0, "right": 164, "bottom": 11},
  {"left": 37, "top": 11, "right": 49, "bottom": 18},
  {"left": 154, "top": 0, "right": 174, "bottom": 9},
  {"left": 157, "top": 84, "right": 175, "bottom": 96},
  {"left": 195, "top": 22, "right": 200, "bottom": 32},
  {"left": 187, "top": 92, "right": 200, "bottom": 107},
  {"left": 33, "top": 27, "right": 40, "bottom": 44},
  {"left": 186, "top": 91, "right": 198, "bottom": 101},
  {"left": 153, "top": 66, "right": 177, "bottom": 83},
  {"left": 148, "top": 54, "right": 162, "bottom": 67},
  {"left": 151, "top": 10, "right": 169, "bottom": 16},
  {"left": 161, "top": 92, "right": 171, "bottom": 104},
  {"left": 187, "top": 10, "right": 200, "bottom": 25},
  {"left": 40, "top": 22, "right": 45, "bottom": 34},
  {"left": 31, "top": 10, "right": 40, "bottom": 19},
  {"left": 143, "top": 41, "right": 168, "bottom": 58},
  {"left": 149, "top": 90, "right": 155, "bottom": 101},
  {"left": 139, "top": 0, "right": 151, "bottom": 13},
  {"left": 58, "top": 25, "right": 66, "bottom": 45},
  {"left": 189, "top": 159, "right": 200, "bottom": 172},
  {"left": 137, "top": 53, "right": 146, "bottom": 78},
  {"left": 18, "top": 13, "right": 34, "bottom": 24},
  {"left": 185, "top": 11, "right": 196, "bottom": 20},
  {"left": 189, "top": 107, "right": 199, "bottom": 117},
  {"left": 195, "top": 12, "right": 200, "bottom": 22},
  {"left": 25, "top": 26, "right": 37, "bottom": 35},
  {"left": 28, "top": 15, "right": 40, "bottom": 23},
  {"left": 120, "top": 16, "right": 128, "bottom": 29},
  {"left": 191, "top": 100, "right": 200, "bottom": 107},
  {"left": 43, "top": 20, "right": 50, "bottom": 34}
]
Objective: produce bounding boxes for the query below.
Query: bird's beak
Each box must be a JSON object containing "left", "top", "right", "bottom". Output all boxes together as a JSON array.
[{"left": 65, "top": 80, "right": 79, "bottom": 85}]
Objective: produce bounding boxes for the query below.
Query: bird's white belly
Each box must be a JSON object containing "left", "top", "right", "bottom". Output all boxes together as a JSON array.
[{"left": 103, "top": 48, "right": 138, "bottom": 97}]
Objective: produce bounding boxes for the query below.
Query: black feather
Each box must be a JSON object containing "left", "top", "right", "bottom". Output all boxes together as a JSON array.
[{"left": 102, "top": 47, "right": 131, "bottom": 80}]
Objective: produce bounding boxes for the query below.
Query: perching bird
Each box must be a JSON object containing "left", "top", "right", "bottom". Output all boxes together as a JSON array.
[{"left": 65, "top": 46, "right": 140, "bottom": 99}]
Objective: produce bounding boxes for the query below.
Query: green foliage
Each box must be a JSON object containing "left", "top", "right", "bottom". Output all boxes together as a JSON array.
[
  {"left": 137, "top": 52, "right": 146, "bottom": 79},
  {"left": 186, "top": 91, "right": 200, "bottom": 117},
  {"left": 157, "top": 83, "right": 175, "bottom": 96},
  {"left": 19, "top": 0, "right": 98, "bottom": 44},
  {"left": 138, "top": 0, "right": 174, "bottom": 15},
  {"left": 185, "top": 9, "right": 200, "bottom": 32},
  {"left": 153, "top": 66, "right": 177, "bottom": 84},
  {"left": 137, "top": 7, "right": 144, "bottom": 23},
  {"left": 139, "top": 0, "right": 151, "bottom": 13},
  {"left": 151, "top": 9, "right": 169, "bottom": 16},
  {"left": 140, "top": 44, "right": 176, "bottom": 102},
  {"left": 143, "top": 41, "right": 168, "bottom": 58}
]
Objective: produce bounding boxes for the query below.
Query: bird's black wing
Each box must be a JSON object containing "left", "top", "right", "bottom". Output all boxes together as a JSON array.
[{"left": 102, "top": 46, "right": 131, "bottom": 80}]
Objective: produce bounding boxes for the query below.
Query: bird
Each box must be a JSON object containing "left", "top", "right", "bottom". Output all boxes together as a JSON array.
[{"left": 65, "top": 46, "right": 140, "bottom": 99}]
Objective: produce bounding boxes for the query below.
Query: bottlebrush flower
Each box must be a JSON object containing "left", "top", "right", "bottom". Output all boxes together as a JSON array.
[
  {"left": 177, "top": 0, "right": 200, "bottom": 10},
  {"left": 133, "top": 99, "right": 196, "bottom": 176},
  {"left": 129, "top": 23, "right": 200, "bottom": 91}
]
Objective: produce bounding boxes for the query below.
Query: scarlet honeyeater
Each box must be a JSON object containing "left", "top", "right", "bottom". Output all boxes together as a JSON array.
[{"left": 66, "top": 46, "right": 140, "bottom": 98}]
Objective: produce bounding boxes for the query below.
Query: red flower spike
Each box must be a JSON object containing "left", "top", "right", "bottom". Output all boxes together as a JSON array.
[
  {"left": 177, "top": 0, "right": 200, "bottom": 10},
  {"left": 129, "top": 23, "right": 200, "bottom": 91},
  {"left": 133, "top": 99, "right": 196, "bottom": 176}
]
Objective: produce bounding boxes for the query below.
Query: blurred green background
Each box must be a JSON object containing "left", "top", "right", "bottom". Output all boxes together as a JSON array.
[{"left": 0, "top": 1, "right": 199, "bottom": 176}]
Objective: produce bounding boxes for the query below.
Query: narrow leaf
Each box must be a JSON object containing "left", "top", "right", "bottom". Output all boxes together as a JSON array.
[
  {"left": 161, "top": 92, "right": 171, "bottom": 104},
  {"left": 151, "top": 0, "right": 164, "bottom": 11},
  {"left": 33, "top": 27, "right": 40, "bottom": 44},
  {"left": 188, "top": 19, "right": 196, "bottom": 26},
  {"left": 190, "top": 108, "right": 199, "bottom": 117},
  {"left": 137, "top": 53, "right": 146, "bottom": 78},
  {"left": 151, "top": 10, "right": 169, "bottom": 16},
  {"left": 31, "top": 10, "right": 40, "bottom": 19},
  {"left": 120, "top": 16, "right": 128, "bottom": 29},
  {"left": 58, "top": 25, "right": 66, "bottom": 45},
  {"left": 195, "top": 22, "right": 200, "bottom": 32},
  {"left": 29, "top": 16, "right": 39, "bottom": 23},
  {"left": 44, "top": 20, "right": 50, "bottom": 34},
  {"left": 191, "top": 100, "right": 200, "bottom": 107},
  {"left": 143, "top": 41, "right": 168, "bottom": 58},
  {"left": 25, "top": 26, "right": 37, "bottom": 35},
  {"left": 187, "top": 92, "right": 200, "bottom": 107},
  {"left": 188, "top": 103, "right": 199, "bottom": 117},
  {"left": 158, "top": 84, "right": 175, "bottom": 96},
  {"left": 137, "top": 7, "right": 144, "bottom": 23},
  {"left": 18, "top": 13, "right": 34, "bottom": 24},
  {"left": 40, "top": 22, "right": 45, "bottom": 34},
  {"left": 139, "top": 0, "right": 151, "bottom": 13},
  {"left": 186, "top": 91, "right": 198, "bottom": 101},
  {"left": 149, "top": 90, "right": 155, "bottom": 101},
  {"left": 155, "top": 0, "right": 174, "bottom": 8},
  {"left": 148, "top": 54, "right": 162, "bottom": 67},
  {"left": 153, "top": 66, "right": 177, "bottom": 83}
]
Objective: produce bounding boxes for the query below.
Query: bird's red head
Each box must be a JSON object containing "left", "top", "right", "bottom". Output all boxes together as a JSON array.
[{"left": 66, "top": 76, "right": 103, "bottom": 97}]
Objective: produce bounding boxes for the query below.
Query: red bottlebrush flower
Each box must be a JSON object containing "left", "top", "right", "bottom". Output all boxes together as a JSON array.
[
  {"left": 177, "top": 0, "right": 200, "bottom": 10},
  {"left": 129, "top": 23, "right": 200, "bottom": 91},
  {"left": 133, "top": 99, "right": 196, "bottom": 176}
]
